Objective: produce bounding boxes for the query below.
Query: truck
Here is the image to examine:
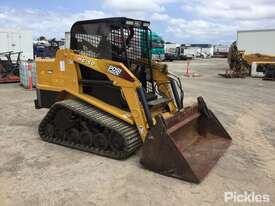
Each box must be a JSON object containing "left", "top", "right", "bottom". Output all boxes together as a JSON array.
[
  {"left": 164, "top": 42, "right": 178, "bottom": 61},
  {"left": 176, "top": 44, "right": 214, "bottom": 59},
  {"left": 213, "top": 45, "right": 229, "bottom": 58},
  {"left": 151, "top": 32, "right": 165, "bottom": 61}
]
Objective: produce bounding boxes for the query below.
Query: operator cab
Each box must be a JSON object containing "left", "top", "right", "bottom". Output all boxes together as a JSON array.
[{"left": 70, "top": 17, "right": 155, "bottom": 98}]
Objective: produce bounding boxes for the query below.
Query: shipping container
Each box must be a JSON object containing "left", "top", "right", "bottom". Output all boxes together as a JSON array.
[
  {"left": 65, "top": 32, "right": 71, "bottom": 49},
  {"left": 0, "top": 29, "right": 33, "bottom": 61},
  {"left": 237, "top": 29, "right": 275, "bottom": 55}
]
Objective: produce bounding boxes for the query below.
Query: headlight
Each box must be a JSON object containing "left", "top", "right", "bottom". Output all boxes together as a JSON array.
[
  {"left": 126, "top": 20, "right": 134, "bottom": 26},
  {"left": 143, "top": 22, "right": 150, "bottom": 27}
]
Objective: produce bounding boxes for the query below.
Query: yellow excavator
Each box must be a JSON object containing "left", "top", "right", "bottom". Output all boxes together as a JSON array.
[{"left": 35, "top": 17, "right": 231, "bottom": 183}]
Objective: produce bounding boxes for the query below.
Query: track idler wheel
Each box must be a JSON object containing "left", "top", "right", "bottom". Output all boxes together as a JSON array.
[
  {"left": 65, "top": 128, "right": 80, "bottom": 144},
  {"left": 79, "top": 130, "right": 93, "bottom": 146},
  {"left": 110, "top": 134, "right": 125, "bottom": 152},
  {"left": 94, "top": 133, "right": 108, "bottom": 150}
]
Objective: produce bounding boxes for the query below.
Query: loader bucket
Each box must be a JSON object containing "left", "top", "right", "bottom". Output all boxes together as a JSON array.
[{"left": 140, "top": 97, "right": 232, "bottom": 183}]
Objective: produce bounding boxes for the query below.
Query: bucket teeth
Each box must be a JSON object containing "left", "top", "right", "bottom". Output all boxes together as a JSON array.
[{"left": 140, "top": 97, "right": 232, "bottom": 183}]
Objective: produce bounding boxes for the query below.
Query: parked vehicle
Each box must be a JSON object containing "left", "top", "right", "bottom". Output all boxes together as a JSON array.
[
  {"left": 164, "top": 42, "right": 178, "bottom": 61},
  {"left": 33, "top": 37, "right": 64, "bottom": 58},
  {"left": 176, "top": 44, "right": 214, "bottom": 59},
  {"left": 151, "top": 32, "right": 165, "bottom": 61}
]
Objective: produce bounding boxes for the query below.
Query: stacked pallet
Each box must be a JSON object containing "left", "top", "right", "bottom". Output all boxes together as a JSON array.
[{"left": 19, "top": 62, "right": 36, "bottom": 88}]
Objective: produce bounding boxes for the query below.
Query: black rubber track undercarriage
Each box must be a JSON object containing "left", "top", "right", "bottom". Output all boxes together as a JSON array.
[{"left": 39, "top": 99, "right": 142, "bottom": 159}]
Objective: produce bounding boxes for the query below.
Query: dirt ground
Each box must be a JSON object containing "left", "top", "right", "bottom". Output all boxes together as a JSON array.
[{"left": 0, "top": 58, "right": 274, "bottom": 206}]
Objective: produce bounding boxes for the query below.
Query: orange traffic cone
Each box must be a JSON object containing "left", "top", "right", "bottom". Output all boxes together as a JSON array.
[
  {"left": 28, "top": 63, "right": 33, "bottom": 90},
  {"left": 184, "top": 60, "right": 191, "bottom": 77}
]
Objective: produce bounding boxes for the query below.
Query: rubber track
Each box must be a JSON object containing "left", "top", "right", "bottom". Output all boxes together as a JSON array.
[{"left": 39, "top": 99, "right": 142, "bottom": 159}]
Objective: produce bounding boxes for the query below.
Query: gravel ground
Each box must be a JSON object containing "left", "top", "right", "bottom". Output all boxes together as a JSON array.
[{"left": 0, "top": 58, "right": 274, "bottom": 206}]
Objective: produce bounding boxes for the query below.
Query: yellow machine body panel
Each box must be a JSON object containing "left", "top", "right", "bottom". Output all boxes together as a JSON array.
[{"left": 36, "top": 49, "right": 177, "bottom": 140}]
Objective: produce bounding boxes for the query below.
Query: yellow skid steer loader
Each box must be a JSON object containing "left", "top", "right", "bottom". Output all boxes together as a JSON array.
[{"left": 35, "top": 17, "right": 231, "bottom": 183}]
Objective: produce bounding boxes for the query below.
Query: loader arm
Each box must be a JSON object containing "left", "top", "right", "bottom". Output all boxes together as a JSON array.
[{"left": 36, "top": 49, "right": 155, "bottom": 140}]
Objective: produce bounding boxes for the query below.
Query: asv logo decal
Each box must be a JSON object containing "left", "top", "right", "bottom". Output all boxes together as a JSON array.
[{"left": 107, "top": 65, "right": 122, "bottom": 76}]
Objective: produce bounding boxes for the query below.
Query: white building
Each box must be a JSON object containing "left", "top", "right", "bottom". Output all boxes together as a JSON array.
[{"left": 0, "top": 28, "right": 33, "bottom": 60}]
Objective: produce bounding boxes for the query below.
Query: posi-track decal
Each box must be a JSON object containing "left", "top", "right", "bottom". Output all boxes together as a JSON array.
[{"left": 107, "top": 65, "right": 122, "bottom": 76}]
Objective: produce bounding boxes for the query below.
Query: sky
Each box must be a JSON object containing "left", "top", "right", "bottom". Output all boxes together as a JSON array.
[{"left": 1, "top": 0, "right": 275, "bottom": 45}]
